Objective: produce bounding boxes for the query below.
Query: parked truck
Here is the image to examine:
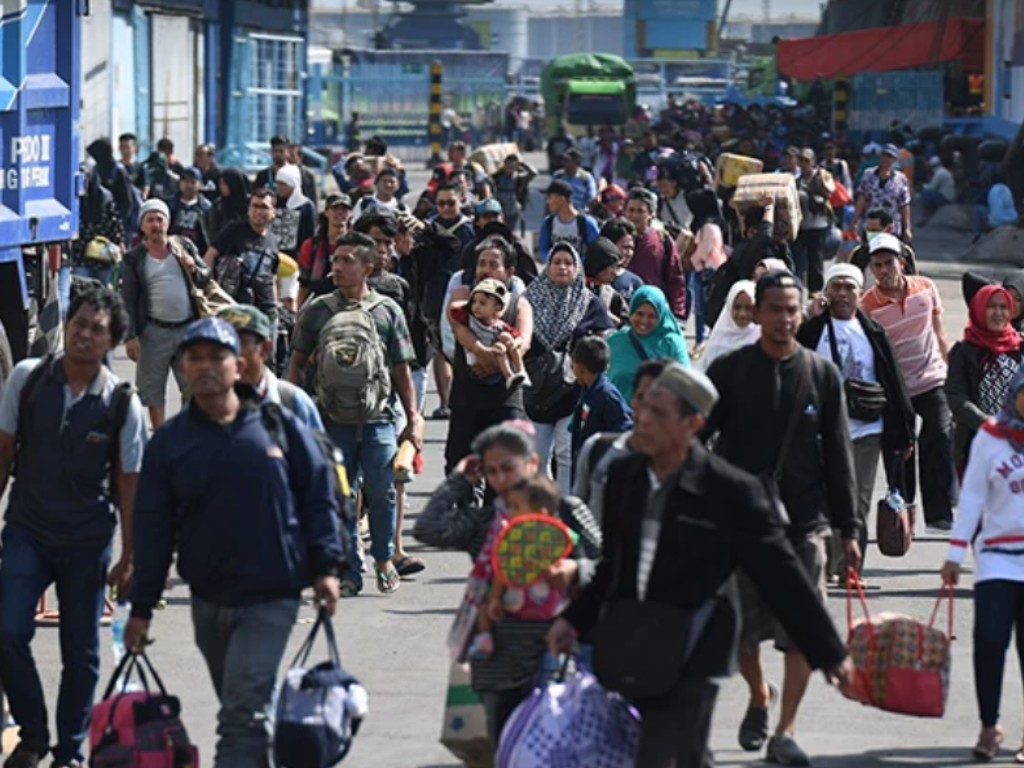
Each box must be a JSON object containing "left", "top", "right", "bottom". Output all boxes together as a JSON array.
[
  {"left": 541, "top": 53, "right": 637, "bottom": 137},
  {"left": 0, "top": 1, "right": 83, "bottom": 386}
]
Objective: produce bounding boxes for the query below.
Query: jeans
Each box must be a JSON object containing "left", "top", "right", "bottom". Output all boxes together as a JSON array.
[
  {"left": 973, "top": 204, "right": 990, "bottom": 238},
  {"left": 688, "top": 268, "right": 712, "bottom": 344},
  {"left": 192, "top": 597, "right": 300, "bottom": 768},
  {"left": 480, "top": 684, "right": 533, "bottom": 748},
  {"left": 57, "top": 265, "right": 71, "bottom": 320},
  {"left": 794, "top": 228, "right": 827, "bottom": 293},
  {"left": 533, "top": 415, "right": 572, "bottom": 497},
  {"left": 0, "top": 523, "right": 111, "bottom": 763},
  {"left": 635, "top": 679, "right": 719, "bottom": 768},
  {"left": 973, "top": 580, "right": 1024, "bottom": 727},
  {"left": 920, "top": 188, "right": 951, "bottom": 212},
  {"left": 887, "top": 386, "right": 954, "bottom": 525},
  {"left": 326, "top": 421, "right": 398, "bottom": 588}
]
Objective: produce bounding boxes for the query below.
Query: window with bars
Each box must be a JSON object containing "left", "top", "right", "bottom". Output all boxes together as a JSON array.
[{"left": 247, "top": 34, "right": 302, "bottom": 142}]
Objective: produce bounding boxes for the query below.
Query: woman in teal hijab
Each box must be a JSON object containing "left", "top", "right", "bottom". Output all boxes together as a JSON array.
[{"left": 607, "top": 285, "right": 690, "bottom": 402}]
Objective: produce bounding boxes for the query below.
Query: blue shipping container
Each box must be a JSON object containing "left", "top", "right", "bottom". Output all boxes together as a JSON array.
[{"left": 0, "top": 0, "right": 80, "bottom": 259}]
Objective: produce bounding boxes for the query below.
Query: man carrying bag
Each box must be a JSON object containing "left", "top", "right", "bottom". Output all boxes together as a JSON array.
[{"left": 547, "top": 364, "right": 852, "bottom": 768}]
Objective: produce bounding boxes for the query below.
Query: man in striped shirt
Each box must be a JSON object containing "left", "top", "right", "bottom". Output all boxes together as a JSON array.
[{"left": 861, "top": 233, "right": 954, "bottom": 531}]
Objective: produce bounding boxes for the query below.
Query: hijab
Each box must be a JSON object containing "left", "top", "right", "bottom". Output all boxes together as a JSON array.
[
  {"left": 994, "top": 365, "right": 1024, "bottom": 453},
  {"left": 218, "top": 168, "right": 249, "bottom": 221},
  {"left": 1004, "top": 269, "right": 1024, "bottom": 329},
  {"left": 524, "top": 244, "right": 591, "bottom": 351},
  {"left": 627, "top": 284, "right": 686, "bottom": 357},
  {"left": 275, "top": 164, "right": 308, "bottom": 210},
  {"left": 964, "top": 284, "right": 1021, "bottom": 356},
  {"left": 698, "top": 280, "right": 759, "bottom": 372}
]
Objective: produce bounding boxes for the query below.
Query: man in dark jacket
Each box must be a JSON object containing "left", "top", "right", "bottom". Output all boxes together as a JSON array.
[
  {"left": 846, "top": 208, "right": 918, "bottom": 275},
  {"left": 126, "top": 318, "right": 344, "bottom": 767},
  {"left": 797, "top": 263, "right": 915, "bottom": 578},
  {"left": 548, "top": 363, "right": 850, "bottom": 768},
  {"left": 705, "top": 271, "right": 859, "bottom": 766}
]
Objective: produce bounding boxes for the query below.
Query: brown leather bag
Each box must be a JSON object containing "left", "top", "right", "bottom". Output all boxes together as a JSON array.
[{"left": 876, "top": 460, "right": 916, "bottom": 557}]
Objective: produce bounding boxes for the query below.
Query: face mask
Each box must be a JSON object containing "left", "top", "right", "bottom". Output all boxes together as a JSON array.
[{"left": 866, "top": 230, "right": 882, "bottom": 242}]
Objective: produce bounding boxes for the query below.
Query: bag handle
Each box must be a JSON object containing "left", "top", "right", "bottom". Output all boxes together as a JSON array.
[
  {"left": 290, "top": 607, "right": 342, "bottom": 670},
  {"left": 824, "top": 313, "right": 843, "bottom": 370},
  {"left": 927, "top": 582, "right": 956, "bottom": 639},
  {"left": 627, "top": 331, "right": 650, "bottom": 362}
]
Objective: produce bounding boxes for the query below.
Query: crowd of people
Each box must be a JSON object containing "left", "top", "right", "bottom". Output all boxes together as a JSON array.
[{"left": 5, "top": 104, "right": 1024, "bottom": 767}]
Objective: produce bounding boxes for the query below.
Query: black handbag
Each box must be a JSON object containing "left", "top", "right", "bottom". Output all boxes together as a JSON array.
[
  {"left": 825, "top": 314, "right": 888, "bottom": 422},
  {"left": 523, "top": 346, "right": 576, "bottom": 411}
]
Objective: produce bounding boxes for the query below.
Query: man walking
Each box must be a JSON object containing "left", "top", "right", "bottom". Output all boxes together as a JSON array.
[
  {"left": 861, "top": 233, "right": 954, "bottom": 530},
  {"left": 122, "top": 199, "right": 211, "bottom": 428},
  {"left": 537, "top": 179, "right": 599, "bottom": 263},
  {"left": 705, "top": 271, "right": 860, "bottom": 766},
  {"left": 125, "top": 317, "right": 344, "bottom": 768},
  {"left": 624, "top": 187, "right": 687, "bottom": 319},
  {"left": 553, "top": 148, "right": 598, "bottom": 211},
  {"left": 548, "top": 363, "right": 851, "bottom": 768},
  {"left": 288, "top": 232, "right": 423, "bottom": 597},
  {"left": 798, "top": 263, "right": 916, "bottom": 578},
  {"left": 254, "top": 134, "right": 289, "bottom": 194},
  {"left": 852, "top": 143, "right": 912, "bottom": 242},
  {"left": 794, "top": 149, "right": 833, "bottom": 293},
  {"left": 169, "top": 166, "right": 212, "bottom": 253},
  {"left": 0, "top": 286, "right": 146, "bottom": 768}
]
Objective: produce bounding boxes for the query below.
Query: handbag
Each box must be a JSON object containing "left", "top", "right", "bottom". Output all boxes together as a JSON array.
[
  {"left": 89, "top": 651, "right": 199, "bottom": 768},
  {"left": 876, "top": 456, "right": 916, "bottom": 557},
  {"left": 496, "top": 657, "right": 640, "bottom": 768},
  {"left": 171, "top": 236, "right": 235, "bottom": 318},
  {"left": 274, "top": 608, "right": 367, "bottom": 768},
  {"left": 825, "top": 314, "right": 888, "bottom": 423},
  {"left": 523, "top": 346, "right": 576, "bottom": 412},
  {"left": 843, "top": 580, "right": 952, "bottom": 717},
  {"left": 439, "top": 661, "right": 493, "bottom": 768}
]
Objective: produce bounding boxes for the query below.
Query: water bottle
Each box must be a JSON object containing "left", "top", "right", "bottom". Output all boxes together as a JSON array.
[{"left": 111, "top": 601, "right": 129, "bottom": 667}]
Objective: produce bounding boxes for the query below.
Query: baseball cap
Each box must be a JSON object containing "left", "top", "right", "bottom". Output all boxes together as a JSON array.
[
  {"left": 653, "top": 362, "right": 719, "bottom": 417},
  {"left": 180, "top": 166, "right": 202, "bottom": 180},
  {"left": 755, "top": 269, "right": 802, "bottom": 305},
  {"left": 601, "top": 184, "right": 626, "bottom": 202},
  {"left": 881, "top": 143, "right": 900, "bottom": 158},
  {"left": 178, "top": 317, "right": 241, "bottom": 355},
  {"left": 217, "top": 304, "right": 273, "bottom": 341},
  {"left": 563, "top": 148, "right": 583, "bottom": 162},
  {"left": 474, "top": 198, "right": 503, "bottom": 216},
  {"left": 799, "top": 148, "right": 815, "bottom": 161},
  {"left": 543, "top": 179, "right": 573, "bottom": 199},
  {"left": 868, "top": 232, "right": 902, "bottom": 255},
  {"left": 376, "top": 166, "right": 399, "bottom": 181},
  {"left": 470, "top": 278, "right": 511, "bottom": 309},
  {"left": 325, "top": 193, "right": 353, "bottom": 209}
]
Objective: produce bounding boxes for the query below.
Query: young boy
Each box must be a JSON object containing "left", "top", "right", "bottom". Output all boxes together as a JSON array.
[
  {"left": 598, "top": 218, "right": 644, "bottom": 302},
  {"left": 569, "top": 336, "right": 633, "bottom": 478},
  {"left": 468, "top": 475, "right": 570, "bottom": 660},
  {"left": 584, "top": 237, "right": 629, "bottom": 326},
  {"left": 449, "top": 278, "right": 530, "bottom": 390}
]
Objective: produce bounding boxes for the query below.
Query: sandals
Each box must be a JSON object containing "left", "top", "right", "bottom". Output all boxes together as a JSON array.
[
  {"left": 375, "top": 562, "right": 401, "bottom": 594},
  {"left": 393, "top": 555, "right": 426, "bottom": 577},
  {"left": 338, "top": 579, "right": 360, "bottom": 599},
  {"left": 973, "top": 726, "right": 1004, "bottom": 761}
]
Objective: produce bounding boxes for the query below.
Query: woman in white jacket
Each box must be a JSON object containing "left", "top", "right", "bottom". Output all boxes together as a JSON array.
[{"left": 942, "top": 365, "right": 1024, "bottom": 762}]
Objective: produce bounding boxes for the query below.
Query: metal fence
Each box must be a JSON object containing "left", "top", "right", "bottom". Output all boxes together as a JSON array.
[
  {"left": 307, "top": 49, "right": 511, "bottom": 152},
  {"left": 225, "top": 32, "right": 305, "bottom": 151},
  {"left": 849, "top": 70, "right": 944, "bottom": 133}
]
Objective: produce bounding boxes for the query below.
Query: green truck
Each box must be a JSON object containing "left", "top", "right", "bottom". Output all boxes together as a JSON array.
[{"left": 541, "top": 53, "right": 637, "bottom": 136}]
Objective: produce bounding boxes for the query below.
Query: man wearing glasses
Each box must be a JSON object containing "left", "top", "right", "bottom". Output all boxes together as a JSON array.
[{"left": 431, "top": 182, "right": 476, "bottom": 250}]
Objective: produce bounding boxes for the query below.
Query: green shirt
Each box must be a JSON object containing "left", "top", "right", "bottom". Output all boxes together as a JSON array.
[{"left": 293, "top": 289, "right": 415, "bottom": 367}]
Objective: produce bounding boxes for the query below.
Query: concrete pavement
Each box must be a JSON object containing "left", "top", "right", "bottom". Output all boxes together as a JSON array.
[{"left": 15, "top": 156, "right": 1024, "bottom": 767}]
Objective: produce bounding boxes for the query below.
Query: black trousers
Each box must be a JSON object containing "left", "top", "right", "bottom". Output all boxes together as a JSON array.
[
  {"left": 885, "top": 386, "right": 954, "bottom": 525},
  {"left": 794, "top": 228, "right": 827, "bottom": 293},
  {"left": 444, "top": 404, "right": 525, "bottom": 476},
  {"left": 635, "top": 679, "right": 719, "bottom": 768}
]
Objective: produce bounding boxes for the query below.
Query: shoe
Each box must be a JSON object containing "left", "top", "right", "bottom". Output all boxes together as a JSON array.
[
  {"left": 926, "top": 520, "right": 953, "bottom": 534},
  {"left": 375, "top": 562, "right": 400, "bottom": 594},
  {"left": 506, "top": 371, "right": 528, "bottom": 390},
  {"left": 737, "top": 681, "right": 778, "bottom": 751},
  {"left": 338, "top": 579, "right": 360, "bottom": 598},
  {"left": 766, "top": 734, "right": 811, "bottom": 766},
  {"left": 393, "top": 554, "right": 427, "bottom": 577},
  {"left": 5, "top": 744, "right": 43, "bottom": 768},
  {"left": 431, "top": 406, "right": 451, "bottom": 420}
]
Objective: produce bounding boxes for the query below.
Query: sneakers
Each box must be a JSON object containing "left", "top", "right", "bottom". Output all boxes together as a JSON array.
[
  {"left": 926, "top": 520, "right": 953, "bottom": 534},
  {"left": 431, "top": 406, "right": 451, "bottom": 420},
  {"left": 766, "top": 734, "right": 811, "bottom": 766}
]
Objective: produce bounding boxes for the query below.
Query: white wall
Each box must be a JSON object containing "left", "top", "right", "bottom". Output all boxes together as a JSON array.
[{"left": 80, "top": 0, "right": 112, "bottom": 147}]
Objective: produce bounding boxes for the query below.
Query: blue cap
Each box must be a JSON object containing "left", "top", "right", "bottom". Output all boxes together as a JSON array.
[
  {"left": 178, "top": 317, "right": 240, "bottom": 355},
  {"left": 474, "top": 198, "right": 503, "bottom": 216},
  {"left": 181, "top": 165, "right": 203, "bottom": 180}
]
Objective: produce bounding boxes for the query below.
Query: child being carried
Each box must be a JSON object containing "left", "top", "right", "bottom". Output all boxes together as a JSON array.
[{"left": 450, "top": 278, "right": 531, "bottom": 390}]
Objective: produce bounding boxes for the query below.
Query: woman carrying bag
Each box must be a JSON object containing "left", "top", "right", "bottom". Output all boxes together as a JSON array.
[{"left": 942, "top": 366, "right": 1024, "bottom": 762}]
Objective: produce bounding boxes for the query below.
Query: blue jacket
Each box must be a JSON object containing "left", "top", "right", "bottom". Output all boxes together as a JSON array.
[
  {"left": 130, "top": 394, "right": 344, "bottom": 617},
  {"left": 570, "top": 373, "right": 633, "bottom": 469}
]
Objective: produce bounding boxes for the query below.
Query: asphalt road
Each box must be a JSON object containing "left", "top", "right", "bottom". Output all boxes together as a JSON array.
[{"left": 16, "top": 156, "right": 1024, "bottom": 767}]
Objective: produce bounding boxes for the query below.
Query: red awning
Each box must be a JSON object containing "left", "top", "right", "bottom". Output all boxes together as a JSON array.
[{"left": 776, "top": 18, "right": 985, "bottom": 81}]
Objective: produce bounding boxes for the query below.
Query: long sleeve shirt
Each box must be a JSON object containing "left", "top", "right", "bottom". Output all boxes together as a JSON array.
[{"left": 629, "top": 228, "right": 688, "bottom": 318}]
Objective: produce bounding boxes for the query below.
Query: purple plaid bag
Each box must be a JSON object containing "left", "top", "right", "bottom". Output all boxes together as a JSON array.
[{"left": 495, "top": 660, "right": 640, "bottom": 768}]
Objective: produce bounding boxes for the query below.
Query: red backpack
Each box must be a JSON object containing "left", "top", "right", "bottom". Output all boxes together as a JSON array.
[{"left": 89, "top": 652, "right": 199, "bottom": 768}]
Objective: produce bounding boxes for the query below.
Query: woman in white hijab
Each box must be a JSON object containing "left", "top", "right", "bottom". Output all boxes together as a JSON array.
[{"left": 698, "top": 279, "right": 760, "bottom": 372}]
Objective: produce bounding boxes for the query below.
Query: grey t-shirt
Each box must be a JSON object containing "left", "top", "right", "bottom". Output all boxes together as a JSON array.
[{"left": 145, "top": 253, "right": 192, "bottom": 323}]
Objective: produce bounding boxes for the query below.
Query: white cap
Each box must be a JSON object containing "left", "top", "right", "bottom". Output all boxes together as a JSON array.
[
  {"left": 868, "top": 232, "right": 902, "bottom": 256},
  {"left": 824, "top": 262, "right": 863, "bottom": 290},
  {"left": 139, "top": 198, "right": 170, "bottom": 222},
  {"left": 275, "top": 164, "right": 301, "bottom": 190}
]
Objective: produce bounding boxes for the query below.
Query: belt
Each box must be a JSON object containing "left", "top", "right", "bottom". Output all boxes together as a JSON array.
[{"left": 147, "top": 316, "right": 191, "bottom": 330}]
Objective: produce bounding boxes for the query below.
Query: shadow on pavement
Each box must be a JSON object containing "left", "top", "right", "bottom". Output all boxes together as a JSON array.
[{"left": 717, "top": 746, "right": 981, "bottom": 766}]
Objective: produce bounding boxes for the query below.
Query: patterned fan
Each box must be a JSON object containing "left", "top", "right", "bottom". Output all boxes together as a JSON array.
[{"left": 491, "top": 514, "right": 575, "bottom": 588}]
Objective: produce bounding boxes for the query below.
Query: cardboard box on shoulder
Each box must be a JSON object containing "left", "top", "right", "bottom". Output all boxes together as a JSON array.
[
  {"left": 731, "top": 173, "right": 802, "bottom": 242},
  {"left": 715, "top": 153, "right": 764, "bottom": 188}
]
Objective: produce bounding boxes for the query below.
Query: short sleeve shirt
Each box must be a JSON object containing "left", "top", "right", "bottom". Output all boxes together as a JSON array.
[
  {"left": 861, "top": 276, "right": 946, "bottom": 396},
  {"left": 292, "top": 290, "right": 415, "bottom": 368},
  {"left": 856, "top": 168, "right": 911, "bottom": 236}
]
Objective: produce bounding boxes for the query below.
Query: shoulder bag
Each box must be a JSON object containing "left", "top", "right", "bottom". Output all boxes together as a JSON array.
[
  {"left": 170, "top": 236, "right": 235, "bottom": 318},
  {"left": 825, "top": 314, "right": 887, "bottom": 423}
]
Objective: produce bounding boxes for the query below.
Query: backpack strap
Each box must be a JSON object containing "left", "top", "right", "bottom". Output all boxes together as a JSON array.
[
  {"left": 276, "top": 379, "right": 299, "bottom": 415},
  {"left": 627, "top": 331, "right": 649, "bottom": 362},
  {"left": 16, "top": 353, "right": 57, "bottom": 449},
  {"left": 576, "top": 214, "right": 587, "bottom": 244},
  {"left": 586, "top": 432, "right": 620, "bottom": 482}
]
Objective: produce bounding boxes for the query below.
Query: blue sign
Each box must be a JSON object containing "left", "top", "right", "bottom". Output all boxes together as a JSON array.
[{"left": 637, "top": 0, "right": 716, "bottom": 21}]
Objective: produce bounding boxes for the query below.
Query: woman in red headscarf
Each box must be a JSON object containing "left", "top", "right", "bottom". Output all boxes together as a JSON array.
[{"left": 946, "top": 284, "right": 1024, "bottom": 473}]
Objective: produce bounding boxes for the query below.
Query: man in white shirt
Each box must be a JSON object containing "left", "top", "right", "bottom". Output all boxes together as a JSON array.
[
  {"left": 351, "top": 167, "right": 409, "bottom": 222},
  {"left": 920, "top": 155, "right": 956, "bottom": 224}
]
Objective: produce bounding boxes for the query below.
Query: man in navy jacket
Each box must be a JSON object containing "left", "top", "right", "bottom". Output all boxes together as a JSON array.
[{"left": 126, "top": 317, "right": 344, "bottom": 767}]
